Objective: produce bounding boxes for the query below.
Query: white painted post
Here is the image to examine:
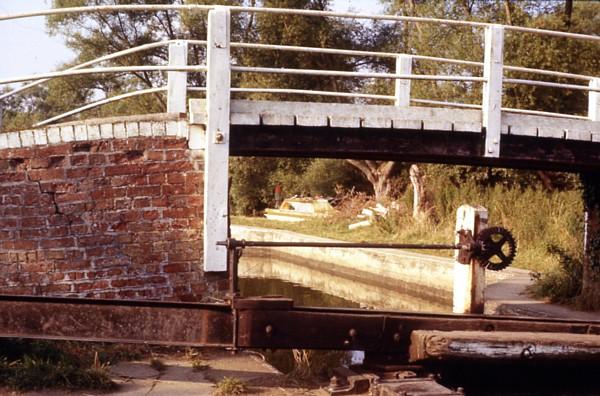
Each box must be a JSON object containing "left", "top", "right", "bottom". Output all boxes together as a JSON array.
[
  {"left": 482, "top": 25, "right": 504, "bottom": 158},
  {"left": 203, "top": 7, "right": 231, "bottom": 272},
  {"left": 453, "top": 205, "right": 488, "bottom": 314},
  {"left": 589, "top": 78, "right": 600, "bottom": 121},
  {"left": 395, "top": 55, "right": 412, "bottom": 107},
  {"left": 167, "top": 40, "right": 188, "bottom": 114}
]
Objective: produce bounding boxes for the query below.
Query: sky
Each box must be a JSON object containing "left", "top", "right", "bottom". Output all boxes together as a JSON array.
[{"left": 0, "top": 0, "right": 383, "bottom": 83}]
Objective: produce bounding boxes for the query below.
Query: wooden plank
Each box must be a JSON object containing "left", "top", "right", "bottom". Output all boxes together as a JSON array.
[
  {"left": 227, "top": 99, "right": 482, "bottom": 124},
  {"left": 409, "top": 330, "right": 600, "bottom": 362},
  {"left": 167, "top": 41, "right": 188, "bottom": 114},
  {"left": 393, "top": 119, "right": 422, "bottom": 130},
  {"left": 590, "top": 78, "right": 600, "bottom": 121},
  {"left": 296, "top": 114, "right": 328, "bottom": 127},
  {"left": 510, "top": 125, "right": 538, "bottom": 137},
  {"left": 395, "top": 54, "right": 412, "bottom": 107},
  {"left": 503, "top": 112, "right": 600, "bottom": 138},
  {"left": 261, "top": 113, "right": 295, "bottom": 126},
  {"left": 330, "top": 115, "right": 360, "bottom": 128},
  {"left": 204, "top": 7, "right": 231, "bottom": 272},
  {"left": 453, "top": 121, "right": 481, "bottom": 133},
  {"left": 482, "top": 24, "right": 504, "bottom": 158},
  {"left": 424, "top": 120, "right": 452, "bottom": 131},
  {"left": 362, "top": 117, "right": 392, "bottom": 129},
  {"left": 566, "top": 129, "right": 591, "bottom": 141},
  {"left": 231, "top": 112, "right": 260, "bottom": 125}
]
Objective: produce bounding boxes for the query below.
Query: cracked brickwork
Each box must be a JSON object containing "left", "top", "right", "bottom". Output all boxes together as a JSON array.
[{"left": 0, "top": 136, "right": 228, "bottom": 301}]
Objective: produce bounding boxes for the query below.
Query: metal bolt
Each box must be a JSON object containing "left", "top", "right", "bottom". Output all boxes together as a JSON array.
[
  {"left": 393, "top": 332, "right": 401, "bottom": 343},
  {"left": 265, "top": 324, "right": 273, "bottom": 337},
  {"left": 348, "top": 328, "right": 358, "bottom": 338},
  {"left": 215, "top": 132, "right": 224, "bottom": 143}
]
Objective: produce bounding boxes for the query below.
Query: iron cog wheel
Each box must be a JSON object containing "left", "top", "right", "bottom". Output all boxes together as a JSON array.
[{"left": 475, "top": 226, "right": 517, "bottom": 271}]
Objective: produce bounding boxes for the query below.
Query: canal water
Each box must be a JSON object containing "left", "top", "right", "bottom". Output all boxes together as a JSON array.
[{"left": 238, "top": 249, "right": 451, "bottom": 313}]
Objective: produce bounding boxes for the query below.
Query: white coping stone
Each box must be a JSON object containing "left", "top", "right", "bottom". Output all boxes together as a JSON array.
[
  {"left": 362, "top": 117, "right": 392, "bottom": 129},
  {"left": 261, "top": 113, "right": 295, "bottom": 126},
  {"left": 74, "top": 124, "right": 88, "bottom": 141},
  {"left": 189, "top": 111, "right": 207, "bottom": 125},
  {"left": 566, "top": 129, "right": 591, "bottom": 141},
  {"left": 393, "top": 119, "right": 422, "bottom": 130},
  {"left": 188, "top": 124, "right": 205, "bottom": 149},
  {"left": 296, "top": 114, "right": 328, "bottom": 127},
  {"left": 113, "top": 123, "right": 127, "bottom": 139},
  {"left": 453, "top": 122, "right": 482, "bottom": 133},
  {"left": 126, "top": 122, "right": 139, "bottom": 137},
  {"left": 7, "top": 132, "right": 21, "bottom": 148},
  {"left": 60, "top": 125, "right": 75, "bottom": 142},
  {"left": 33, "top": 129, "right": 48, "bottom": 145},
  {"left": 87, "top": 124, "right": 101, "bottom": 140},
  {"left": 100, "top": 123, "right": 114, "bottom": 139},
  {"left": 139, "top": 121, "right": 153, "bottom": 137},
  {"left": 19, "top": 130, "right": 35, "bottom": 147},
  {"left": 330, "top": 116, "right": 360, "bottom": 128},
  {"left": 423, "top": 120, "right": 453, "bottom": 131},
  {"left": 510, "top": 125, "right": 537, "bottom": 137},
  {"left": 231, "top": 112, "right": 259, "bottom": 125},
  {"left": 151, "top": 122, "right": 166, "bottom": 136},
  {"left": 166, "top": 121, "right": 179, "bottom": 136},
  {"left": 0, "top": 133, "right": 8, "bottom": 149},
  {"left": 47, "top": 127, "right": 61, "bottom": 144},
  {"left": 176, "top": 121, "right": 189, "bottom": 138},
  {"left": 537, "top": 127, "right": 564, "bottom": 139}
]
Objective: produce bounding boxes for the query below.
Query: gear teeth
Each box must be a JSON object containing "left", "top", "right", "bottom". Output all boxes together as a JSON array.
[{"left": 475, "top": 226, "right": 517, "bottom": 271}]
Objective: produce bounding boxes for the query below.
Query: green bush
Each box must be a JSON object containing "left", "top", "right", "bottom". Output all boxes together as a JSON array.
[{"left": 530, "top": 244, "right": 583, "bottom": 304}]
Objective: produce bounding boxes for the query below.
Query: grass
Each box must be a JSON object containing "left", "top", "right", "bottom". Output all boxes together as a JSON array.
[
  {"left": 191, "top": 358, "right": 210, "bottom": 371},
  {"left": 0, "top": 339, "right": 116, "bottom": 392},
  {"left": 214, "top": 376, "right": 246, "bottom": 395}
]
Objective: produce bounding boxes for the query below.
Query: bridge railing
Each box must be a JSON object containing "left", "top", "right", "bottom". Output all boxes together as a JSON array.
[{"left": 1, "top": 5, "right": 598, "bottom": 131}]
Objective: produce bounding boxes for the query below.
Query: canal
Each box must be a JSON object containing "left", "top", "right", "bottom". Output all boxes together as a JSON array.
[{"left": 238, "top": 249, "right": 450, "bottom": 313}]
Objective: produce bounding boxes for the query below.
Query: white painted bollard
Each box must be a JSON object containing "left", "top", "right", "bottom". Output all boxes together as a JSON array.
[
  {"left": 453, "top": 205, "right": 488, "bottom": 314},
  {"left": 589, "top": 78, "right": 600, "bottom": 122},
  {"left": 482, "top": 25, "right": 504, "bottom": 158},
  {"left": 395, "top": 54, "right": 412, "bottom": 107},
  {"left": 203, "top": 7, "right": 231, "bottom": 272},
  {"left": 167, "top": 41, "right": 188, "bottom": 114}
]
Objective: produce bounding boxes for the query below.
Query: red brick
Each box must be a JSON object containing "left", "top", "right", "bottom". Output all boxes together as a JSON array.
[
  {"left": 105, "top": 164, "right": 142, "bottom": 176},
  {"left": 28, "top": 168, "right": 65, "bottom": 181}
]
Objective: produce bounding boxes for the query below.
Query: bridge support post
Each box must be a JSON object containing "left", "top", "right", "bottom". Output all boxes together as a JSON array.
[
  {"left": 167, "top": 41, "right": 188, "bottom": 113},
  {"left": 482, "top": 25, "right": 504, "bottom": 158},
  {"left": 453, "top": 205, "right": 488, "bottom": 314},
  {"left": 395, "top": 55, "right": 412, "bottom": 107},
  {"left": 204, "top": 7, "right": 231, "bottom": 271},
  {"left": 589, "top": 78, "right": 600, "bottom": 121}
]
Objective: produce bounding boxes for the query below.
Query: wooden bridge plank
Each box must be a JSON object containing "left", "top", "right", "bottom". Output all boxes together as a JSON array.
[{"left": 409, "top": 330, "right": 600, "bottom": 362}]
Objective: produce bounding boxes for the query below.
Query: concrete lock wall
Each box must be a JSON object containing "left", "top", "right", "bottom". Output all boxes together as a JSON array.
[{"left": 0, "top": 114, "right": 228, "bottom": 301}]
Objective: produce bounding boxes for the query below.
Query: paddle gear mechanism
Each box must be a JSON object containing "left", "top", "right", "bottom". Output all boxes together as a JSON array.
[{"left": 474, "top": 226, "right": 517, "bottom": 271}]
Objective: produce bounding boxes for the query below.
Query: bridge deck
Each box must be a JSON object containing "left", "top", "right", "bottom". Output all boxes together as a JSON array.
[{"left": 191, "top": 99, "right": 600, "bottom": 172}]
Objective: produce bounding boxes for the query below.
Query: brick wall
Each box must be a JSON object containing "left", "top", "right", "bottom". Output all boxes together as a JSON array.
[{"left": 0, "top": 115, "right": 227, "bottom": 301}]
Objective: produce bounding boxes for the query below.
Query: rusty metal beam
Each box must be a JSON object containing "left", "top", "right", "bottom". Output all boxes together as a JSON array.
[
  {"left": 0, "top": 295, "right": 233, "bottom": 347},
  {"left": 235, "top": 301, "right": 600, "bottom": 356}
]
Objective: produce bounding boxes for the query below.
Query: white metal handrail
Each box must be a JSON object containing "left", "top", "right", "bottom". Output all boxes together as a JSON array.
[
  {"left": 230, "top": 66, "right": 486, "bottom": 82},
  {"left": 0, "top": 65, "right": 206, "bottom": 86},
  {"left": 34, "top": 87, "right": 167, "bottom": 127},
  {"left": 3, "top": 4, "right": 599, "bottom": 43}
]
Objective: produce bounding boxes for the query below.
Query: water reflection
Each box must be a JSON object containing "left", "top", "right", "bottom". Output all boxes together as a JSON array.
[{"left": 238, "top": 249, "right": 450, "bottom": 312}]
